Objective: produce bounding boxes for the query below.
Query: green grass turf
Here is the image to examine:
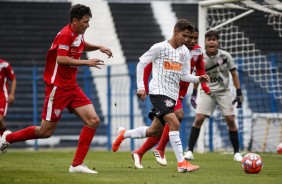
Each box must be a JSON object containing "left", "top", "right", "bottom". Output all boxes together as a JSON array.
[{"left": 0, "top": 150, "right": 281, "bottom": 184}]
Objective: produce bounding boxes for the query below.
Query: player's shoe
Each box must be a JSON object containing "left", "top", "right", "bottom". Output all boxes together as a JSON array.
[
  {"left": 234, "top": 152, "right": 243, "bottom": 162},
  {"left": 184, "top": 151, "right": 194, "bottom": 160},
  {"left": 153, "top": 149, "right": 167, "bottom": 166},
  {"left": 0, "top": 130, "right": 12, "bottom": 154},
  {"left": 112, "top": 127, "right": 126, "bottom": 152},
  {"left": 177, "top": 160, "right": 200, "bottom": 173},
  {"left": 131, "top": 152, "right": 143, "bottom": 169},
  {"left": 69, "top": 164, "right": 97, "bottom": 174}
]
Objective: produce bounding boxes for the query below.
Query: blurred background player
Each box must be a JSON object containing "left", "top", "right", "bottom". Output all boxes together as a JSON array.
[
  {"left": 184, "top": 30, "right": 244, "bottom": 162},
  {"left": 0, "top": 4, "right": 113, "bottom": 174},
  {"left": 0, "top": 59, "right": 16, "bottom": 136},
  {"left": 131, "top": 26, "right": 211, "bottom": 168},
  {"left": 112, "top": 19, "right": 210, "bottom": 173}
]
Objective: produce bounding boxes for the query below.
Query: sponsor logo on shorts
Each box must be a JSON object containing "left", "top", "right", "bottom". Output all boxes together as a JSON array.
[
  {"left": 164, "top": 99, "right": 174, "bottom": 107},
  {"left": 54, "top": 109, "right": 61, "bottom": 117}
]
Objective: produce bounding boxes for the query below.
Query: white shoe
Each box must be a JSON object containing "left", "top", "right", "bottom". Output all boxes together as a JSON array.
[
  {"left": 69, "top": 164, "right": 98, "bottom": 174},
  {"left": 153, "top": 150, "right": 167, "bottom": 166},
  {"left": 131, "top": 152, "right": 143, "bottom": 169},
  {"left": 234, "top": 152, "right": 243, "bottom": 162},
  {"left": 0, "top": 130, "right": 11, "bottom": 154},
  {"left": 184, "top": 151, "right": 194, "bottom": 160}
]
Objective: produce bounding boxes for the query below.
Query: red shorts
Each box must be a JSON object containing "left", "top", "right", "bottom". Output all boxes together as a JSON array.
[
  {"left": 0, "top": 95, "right": 8, "bottom": 116},
  {"left": 41, "top": 85, "right": 92, "bottom": 122},
  {"left": 174, "top": 98, "right": 183, "bottom": 111}
]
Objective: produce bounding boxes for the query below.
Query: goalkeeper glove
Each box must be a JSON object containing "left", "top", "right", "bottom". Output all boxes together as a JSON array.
[
  {"left": 190, "top": 89, "right": 198, "bottom": 109},
  {"left": 232, "top": 89, "right": 244, "bottom": 108}
]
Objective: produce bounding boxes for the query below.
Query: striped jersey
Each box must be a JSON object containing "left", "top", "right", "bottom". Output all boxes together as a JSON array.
[
  {"left": 137, "top": 40, "right": 199, "bottom": 100},
  {"left": 0, "top": 59, "right": 15, "bottom": 100},
  {"left": 44, "top": 24, "right": 85, "bottom": 89}
]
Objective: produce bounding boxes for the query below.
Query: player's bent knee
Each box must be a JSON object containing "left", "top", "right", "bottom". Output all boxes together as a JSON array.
[{"left": 87, "top": 116, "right": 100, "bottom": 128}]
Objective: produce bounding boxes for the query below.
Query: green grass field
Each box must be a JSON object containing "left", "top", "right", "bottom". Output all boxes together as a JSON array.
[{"left": 0, "top": 150, "right": 281, "bottom": 184}]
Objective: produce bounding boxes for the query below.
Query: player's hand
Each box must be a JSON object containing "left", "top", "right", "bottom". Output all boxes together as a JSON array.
[
  {"left": 232, "top": 89, "right": 244, "bottom": 108},
  {"left": 8, "top": 95, "right": 15, "bottom": 104},
  {"left": 137, "top": 89, "right": 146, "bottom": 101},
  {"left": 199, "top": 74, "right": 210, "bottom": 83},
  {"left": 100, "top": 47, "right": 113, "bottom": 58},
  {"left": 190, "top": 89, "right": 197, "bottom": 109},
  {"left": 87, "top": 59, "right": 105, "bottom": 69}
]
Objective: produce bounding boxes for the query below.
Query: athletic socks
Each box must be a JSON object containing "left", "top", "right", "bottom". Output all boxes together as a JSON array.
[
  {"left": 188, "top": 126, "right": 200, "bottom": 152},
  {"left": 135, "top": 136, "right": 159, "bottom": 156},
  {"left": 124, "top": 126, "right": 148, "bottom": 139},
  {"left": 229, "top": 130, "right": 240, "bottom": 154},
  {"left": 6, "top": 126, "right": 38, "bottom": 143},
  {"left": 169, "top": 131, "right": 184, "bottom": 162},
  {"left": 72, "top": 126, "right": 96, "bottom": 166},
  {"left": 155, "top": 124, "right": 169, "bottom": 151}
]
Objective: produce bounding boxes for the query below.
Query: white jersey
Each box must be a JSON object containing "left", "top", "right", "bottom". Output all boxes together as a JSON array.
[{"left": 136, "top": 40, "right": 200, "bottom": 100}]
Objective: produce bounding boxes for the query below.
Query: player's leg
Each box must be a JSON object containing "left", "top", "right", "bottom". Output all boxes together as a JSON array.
[
  {"left": 1, "top": 119, "right": 57, "bottom": 154},
  {"left": 154, "top": 106, "right": 184, "bottom": 166},
  {"left": 164, "top": 112, "right": 199, "bottom": 173},
  {"left": 69, "top": 103, "right": 99, "bottom": 173},
  {"left": 112, "top": 117, "right": 163, "bottom": 152},
  {"left": 218, "top": 91, "right": 242, "bottom": 161},
  {"left": 0, "top": 98, "right": 8, "bottom": 136},
  {"left": 0, "top": 115, "right": 7, "bottom": 136},
  {"left": 185, "top": 91, "right": 215, "bottom": 160}
]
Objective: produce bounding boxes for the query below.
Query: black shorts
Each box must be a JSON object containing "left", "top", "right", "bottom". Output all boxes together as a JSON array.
[{"left": 149, "top": 94, "right": 176, "bottom": 124}]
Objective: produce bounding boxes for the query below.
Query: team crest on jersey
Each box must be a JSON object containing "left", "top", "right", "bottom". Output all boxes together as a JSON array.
[
  {"left": 217, "top": 58, "right": 224, "bottom": 65},
  {"left": 72, "top": 35, "right": 83, "bottom": 47},
  {"left": 164, "top": 99, "right": 174, "bottom": 107},
  {"left": 54, "top": 109, "right": 61, "bottom": 117}
]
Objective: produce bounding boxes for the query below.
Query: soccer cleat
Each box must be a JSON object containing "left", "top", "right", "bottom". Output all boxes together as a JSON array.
[
  {"left": 69, "top": 164, "right": 98, "bottom": 174},
  {"left": 234, "top": 152, "right": 243, "bottom": 162},
  {"left": 184, "top": 151, "right": 194, "bottom": 160},
  {"left": 131, "top": 152, "right": 144, "bottom": 169},
  {"left": 0, "top": 130, "right": 11, "bottom": 154},
  {"left": 153, "top": 149, "right": 167, "bottom": 166},
  {"left": 112, "top": 127, "right": 126, "bottom": 152},
  {"left": 177, "top": 160, "right": 200, "bottom": 173}
]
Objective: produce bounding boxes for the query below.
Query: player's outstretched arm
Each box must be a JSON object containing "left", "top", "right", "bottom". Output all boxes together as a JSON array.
[{"left": 84, "top": 42, "right": 113, "bottom": 58}]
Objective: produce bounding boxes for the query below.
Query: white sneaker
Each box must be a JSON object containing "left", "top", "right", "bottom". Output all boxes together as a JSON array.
[
  {"left": 153, "top": 150, "right": 167, "bottom": 166},
  {"left": 234, "top": 152, "right": 243, "bottom": 162},
  {"left": 69, "top": 164, "right": 98, "bottom": 174},
  {"left": 0, "top": 130, "right": 11, "bottom": 154},
  {"left": 184, "top": 151, "right": 194, "bottom": 160},
  {"left": 131, "top": 152, "right": 143, "bottom": 169}
]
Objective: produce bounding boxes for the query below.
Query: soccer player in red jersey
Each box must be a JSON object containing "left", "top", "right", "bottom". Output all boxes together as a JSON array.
[
  {"left": 131, "top": 27, "right": 211, "bottom": 168},
  {"left": 0, "top": 4, "right": 112, "bottom": 174},
  {"left": 0, "top": 59, "right": 16, "bottom": 136}
]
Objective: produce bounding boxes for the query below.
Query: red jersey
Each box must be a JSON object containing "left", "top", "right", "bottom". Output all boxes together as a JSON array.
[
  {"left": 0, "top": 59, "right": 15, "bottom": 100},
  {"left": 143, "top": 44, "right": 210, "bottom": 98},
  {"left": 44, "top": 24, "right": 85, "bottom": 89}
]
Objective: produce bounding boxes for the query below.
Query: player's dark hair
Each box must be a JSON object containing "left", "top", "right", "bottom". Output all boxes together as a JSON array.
[
  {"left": 194, "top": 26, "right": 198, "bottom": 33},
  {"left": 70, "top": 4, "right": 92, "bottom": 23},
  {"left": 174, "top": 19, "right": 195, "bottom": 33},
  {"left": 205, "top": 30, "right": 219, "bottom": 40}
]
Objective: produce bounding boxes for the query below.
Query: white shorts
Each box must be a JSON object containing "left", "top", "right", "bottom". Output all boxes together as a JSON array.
[{"left": 196, "top": 90, "right": 235, "bottom": 116}]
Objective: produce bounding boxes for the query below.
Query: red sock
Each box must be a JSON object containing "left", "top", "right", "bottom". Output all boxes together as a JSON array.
[
  {"left": 156, "top": 124, "right": 169, "bottom": 151},
  {"left": 6, "top": 126, "right": 38, "bottom": 143},
  {"left": 72, "top": 126, "right": 96, "bottom": 166},
  {"left": 135, "top": 137, "right": 159, "bottom": 156}
]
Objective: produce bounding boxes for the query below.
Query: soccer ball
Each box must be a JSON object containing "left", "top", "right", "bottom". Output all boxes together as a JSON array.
[
  {"left": 277, "top": 143, "right": 282, "bottom": 154},
  {"left": 241, "top": 153, "right": 263, "bottom": 174}
]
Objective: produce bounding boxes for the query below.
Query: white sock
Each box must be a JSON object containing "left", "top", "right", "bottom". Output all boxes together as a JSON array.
[
  {"left": 169, "top": 131, "right": 184, "bottom": 163},
  {"left": 124, "top": 126, "right": 148, "bottom": 139}
]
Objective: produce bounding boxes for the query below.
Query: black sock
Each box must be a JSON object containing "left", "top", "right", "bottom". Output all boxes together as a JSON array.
[
  {"left": 229, "top": 130, "right": 240, "bottom": 154},
  {"left": 188, "top": 126, "right": 201, "bottom": 152}
]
